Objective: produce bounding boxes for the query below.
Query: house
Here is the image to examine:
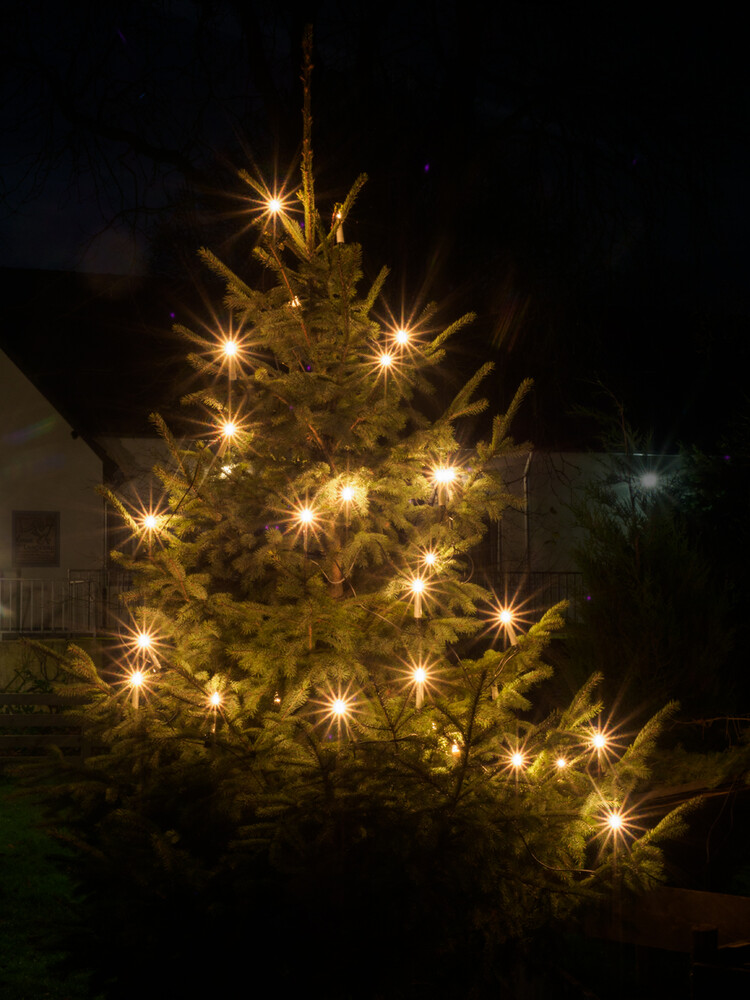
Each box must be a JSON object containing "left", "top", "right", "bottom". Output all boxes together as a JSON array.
[{"left": 0, "top": 346, "right": 105, "bottom": 633}]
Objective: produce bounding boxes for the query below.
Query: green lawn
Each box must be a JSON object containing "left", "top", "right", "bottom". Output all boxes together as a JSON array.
[{"left": 0, "top": 776, "right": 97, "bottom": 999}]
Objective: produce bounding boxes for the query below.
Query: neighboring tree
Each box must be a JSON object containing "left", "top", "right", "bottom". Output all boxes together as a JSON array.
[
  {"left": 41, "top": 57, "right": 688, "bottom": 998},
  {"left": 566, "top": 409, "right": 734, "bottom": 717}
]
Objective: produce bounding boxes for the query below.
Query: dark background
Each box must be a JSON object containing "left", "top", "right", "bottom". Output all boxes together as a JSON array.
[{"left": 1, "top": 2, "right": 748, "bottom": 447}]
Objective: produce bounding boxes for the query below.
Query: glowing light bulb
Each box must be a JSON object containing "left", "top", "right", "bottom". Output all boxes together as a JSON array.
[
  {"left": 413, "top": 666, "right": 427, "bottom": 684},
  {"left": 556, "top": 757, "right": 568, "bottom": 770},
  {"left": 607, "top": 811, "right": 623, "bottom": 831},
  {"left": 410, "top": 578, "right": 425, "bottom": 595},
  {"left": 498, "top": 609, "right": 514, "bottom": 625},
  {"left": 378, "top": 351, "right": 394, "bottom": 369},
  {"left": 592, "top": 732, "right": 607, "bottom": 750},
  {"left": 222, "top": 340, "right": 238, "bottom": 358},
  {"left": 298, "top": 507, "right": 314, "bottom": 525},
  {"left": 332, "top": 698, "right": 348, "bottom": 717},
  {"left": 135, "top": 633, "right": 152, "bottom": 651},
  {"left": 451, "top": 742, "right": 460, "bottom": 755},
  {"left": 268, "top": 197, "right": 282, "bottom": 214},
  {"left": 222, "top": 421, "right": 237, "bottom": 439},
  {"left": 142, "top": 514, "right": 158, "bottom": 531},
  {"left": 209, "top": 691, "right": 221, "bottom": 708},
  {"left": 423, "top": 551, "right": 437, "bottom": 568},
  {"left": 641, "top": 471, "right": 658, "bottom": 488},
  {"left": 395, "top": 328, "right": 409, "bottom": 345},
  {"left": 340, "top": 485, "right": 355, "bottom": 503},
  {"left": 130, "top": 670, "right": 144, "bottom": 688},
  {"left": 511, "top": 752, "right": 525, "bottom": 768},
  {"left": 433, "top": 466, "right": 457, "bottom": 484}
]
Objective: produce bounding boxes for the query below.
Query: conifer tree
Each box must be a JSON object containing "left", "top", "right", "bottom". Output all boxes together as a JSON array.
[{"left": 46, "top": 42, "right": 689, "bottom": 996}]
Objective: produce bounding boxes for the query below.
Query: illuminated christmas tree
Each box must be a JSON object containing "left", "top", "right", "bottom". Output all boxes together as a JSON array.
[{"left": 51, "top": 43, "right": 689, "bottom": 997}]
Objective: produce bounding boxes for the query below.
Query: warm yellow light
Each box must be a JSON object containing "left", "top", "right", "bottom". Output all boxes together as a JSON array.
[
  {"left": 135, "top": 633, "right": 152, "bottom": 651},
  {"left": 433, "top": 466, "right": 457, "bottom": 484},
  {"left": 222, "top": 420, "right": 237, "bottom": 439},
  {"left": 607, "top": 811, "right": 624, "bottom": 831},
  {"left": 142, "top": 514, "right": 159, "bottom": 531},
  {"left": 130, "top": 670, "right": 145, "bottom": 688},
  {"left": 268, "top": 197, "right": 282, "bottom": 214},
  {"left": 332, "top": 698, "right": 348, "bottom": 717},
  {"left": 378, "top": 351, "right": 394, "bottom": 369},
  {"left": 592, "top": 732, "right": 607, "bottom": 750},
  {"left": 298, "top": 507, "right": 315, "bottom": 525},
  {"left": 340, "top": 485, "right": 355, "bottom": 503},
  {"left": 556, "top": 757, "right": 568, "bottom": 770},
  {"left": 511, "top": 752, "right": 525, "bottom": 768},
  {"left": 410, "top": 578, "right": 425, "bottom": 595},
  {"left": 498, "top": 608, "right": 514, "bottom": 625},
  {"left": 395, "top": 328, "right": 409, "bottom": 345},
  {"left": 209, "top": 691, "right": 221, "bottom": 708},
  {"left": 451, "top": 742, "right": 460, "bottom": 755},
  {"left": 413, "top": 666, "right": 427, "bottom": 684},
  {"left": 222, "top": 340, "right": 239, "bottom": 358},
  {"left": 423, "top": 551, "right": 437, "bottom": 567}
]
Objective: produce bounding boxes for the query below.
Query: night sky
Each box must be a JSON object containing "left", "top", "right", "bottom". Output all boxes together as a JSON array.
[{"left": 1, "top": 2, "right": 748, "bottom": 448}]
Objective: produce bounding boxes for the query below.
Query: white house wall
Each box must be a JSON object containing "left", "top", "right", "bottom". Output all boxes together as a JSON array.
[{"left": 0, "top": 349, "right": 103, "bottom": 578}]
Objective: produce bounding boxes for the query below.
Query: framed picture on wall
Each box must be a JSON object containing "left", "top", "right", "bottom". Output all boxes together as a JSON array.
[{"left": 12, "top": 510, "right": 60, "bottom": 568}]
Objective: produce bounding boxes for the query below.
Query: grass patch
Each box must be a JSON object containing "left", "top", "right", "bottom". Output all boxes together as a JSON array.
[{"left": 0, "top": 775, "right": 97, "bottom": 999}]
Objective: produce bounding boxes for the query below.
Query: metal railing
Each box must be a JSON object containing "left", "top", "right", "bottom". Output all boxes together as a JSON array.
[{"left": 0, "top": 571, "right": 130, "bottom": 636}]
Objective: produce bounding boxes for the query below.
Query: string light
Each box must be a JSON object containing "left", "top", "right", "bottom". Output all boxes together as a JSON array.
[
  {"left": 221, "top": 420, "right": 237, "bottom": 439},
  {"left": 423, "top": 550, "right": 437, "bottom": 568},
  {"left": 591, "top": 731, "right": 607, "bottom": 750},
  {"left": 267, "top": 197, "right": 282, "bottom": 214},
  {"left": 555, "top": 757, "right": 568, "bottom": 770},
  {"left": 135, "top": 632, "right": 153, "bottom": 651},
  {"left": 208, "top": 691, "right": 222, "bottom": 708},
  {"left": 432, "top": 465, "right": 457, "bottom": 504},
  {"left": 606, "top": 811, "right": 623, "bottom": 831},
  {"left": 510, "top": 751, "right": 525, "bottom": 769},
  {"left": 451, "top": 742, "right": 460, "bottom": 755},
  {"left": 411, "top": 663, "right": 428, "bottom": 708},
  {"left": 221, "top": 340, "right": 239, "bottom": 358},
  {"left": 142, "top": 514, "right": 159, "bottom": 531},
  {"left": 340, "top": 485, "right": 355, "bottom": 503},
  {"left": 410, "top": 576, "right": 426, "bottom": 618},
  {"left": 129, "top": 669, "right": 145, "bottom": 709},
  {"left": 378, "top": 351, "right": 394, "bottom": 369},
  {"left": 297, "top": 507, "right": 315, "bottom": 526},
  {"left": 394, "top": 327, "right": 410, "bottom": 345}
]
